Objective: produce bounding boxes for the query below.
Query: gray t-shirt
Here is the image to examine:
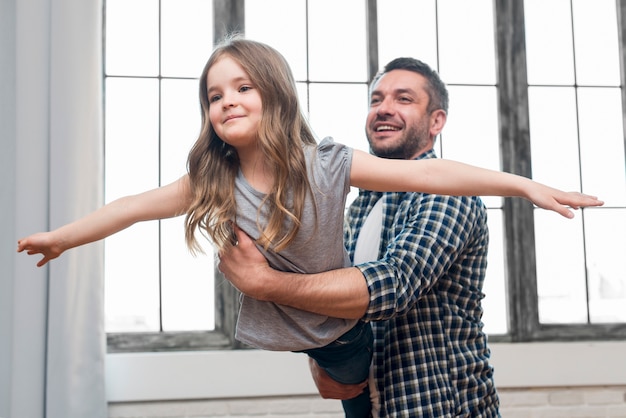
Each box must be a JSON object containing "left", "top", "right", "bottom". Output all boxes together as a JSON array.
[{"left": 233, "top": 137, "right": 359, "bottom": 351}]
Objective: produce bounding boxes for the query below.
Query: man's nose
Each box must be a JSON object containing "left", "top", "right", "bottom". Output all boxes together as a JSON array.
[{"left": 376, "top": 97, "right": 394, "bottom": 116}]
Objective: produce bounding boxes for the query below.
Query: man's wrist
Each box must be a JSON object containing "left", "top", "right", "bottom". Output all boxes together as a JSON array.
[{"left": 252, "top": 265, "right": 288, "bottom": 302}]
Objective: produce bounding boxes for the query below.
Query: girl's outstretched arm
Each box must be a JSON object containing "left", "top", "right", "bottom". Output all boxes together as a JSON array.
[
  {"left": 17, "top": 175, "right": 192, "bottom": 267},
  {"left": 349, "top": 150, "right": 604, "bottom": 218}
]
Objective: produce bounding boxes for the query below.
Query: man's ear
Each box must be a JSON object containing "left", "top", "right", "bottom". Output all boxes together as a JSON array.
[{"left": 430, "top": 109, "right": 447, "bottom": 137}]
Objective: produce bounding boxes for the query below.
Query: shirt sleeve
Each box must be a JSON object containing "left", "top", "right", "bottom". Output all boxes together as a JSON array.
[
  {"left": 356, "top": 193, "right": 487, "bottom": 321},
  {"left": 315, "top": 137, "right": 353, "bottom": 198}
]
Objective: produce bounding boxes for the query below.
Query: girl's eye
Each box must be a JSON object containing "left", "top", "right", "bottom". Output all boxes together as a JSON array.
[
  {"left": 240, "top": 85, "right": 252, "bottom": 93},
  {"left": 209, "top": 94, "right": 221, "bottom": 103}
]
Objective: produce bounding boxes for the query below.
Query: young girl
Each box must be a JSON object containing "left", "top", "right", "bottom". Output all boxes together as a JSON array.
[{"left": 17, "top": 36, "right": 603, "bottom": 418}]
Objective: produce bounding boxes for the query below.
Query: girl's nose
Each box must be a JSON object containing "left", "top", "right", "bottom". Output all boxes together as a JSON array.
[{"left": 222, "top": 93, "right": 236, "bottom": 109}]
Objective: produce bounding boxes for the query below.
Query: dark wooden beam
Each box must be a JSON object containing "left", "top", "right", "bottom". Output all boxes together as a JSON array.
[
  {"left": 214, "top": 0, "right": 245, "bottom": 43},
  {"left": 494, "top": 0, "right": 538, "bottom": 341},
  {"left": 366, "top": 0, "right": 379, "bottom": 82}
]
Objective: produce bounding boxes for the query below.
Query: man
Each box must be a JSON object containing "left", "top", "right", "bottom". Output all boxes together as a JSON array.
[{"left": 218, "top": 57, "right": 500, "bottom": 417}]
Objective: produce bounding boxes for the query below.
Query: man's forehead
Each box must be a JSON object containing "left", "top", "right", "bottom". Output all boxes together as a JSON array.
[{"left": 372, "top": 70, "right": 427, "bottom": 94}]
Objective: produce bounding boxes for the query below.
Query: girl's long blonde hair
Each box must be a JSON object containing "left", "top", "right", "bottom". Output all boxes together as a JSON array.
[{"left": 185, "top": 35, "right": 317, "bottom": 254}]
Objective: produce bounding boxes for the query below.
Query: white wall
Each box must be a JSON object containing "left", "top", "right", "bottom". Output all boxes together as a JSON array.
[
  {"left": 105, "top": 342, "right": 626, "bottom": 416},
  {"left": 106, "top": 342, "right": 626, "bottom": 402},
  {"left": 108, "top": 387, "right": 626, "bottom": 418}
]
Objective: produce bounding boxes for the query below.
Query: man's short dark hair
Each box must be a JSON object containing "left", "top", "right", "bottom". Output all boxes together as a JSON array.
[{"left": 370, "top": 57, "right": 449, "bottom": 114}]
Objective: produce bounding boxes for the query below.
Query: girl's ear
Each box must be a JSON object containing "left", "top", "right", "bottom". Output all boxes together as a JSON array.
[{"left": 429, "top": 109, "right": 447, "bottom": 137}]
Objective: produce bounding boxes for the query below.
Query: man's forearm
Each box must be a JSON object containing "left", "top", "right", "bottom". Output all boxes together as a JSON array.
[
  {"left": 218, "top": 227, "right": 371, "bottom": 319},
  {"left": 254, "top": 265, "right": 370, "bottom": 319}
]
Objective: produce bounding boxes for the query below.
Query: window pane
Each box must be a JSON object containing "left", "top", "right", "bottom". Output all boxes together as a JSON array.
[
  {"left": 245, "top": 0, "right": 308, "bottom": 81},
  {"left": 104, "top": 77, "right": 161, "bottom": 332},
  {"left": 161, "top": 0, "right": 214, "bottom": 78},
  {"left": 105, "top": 224, "right": 161, "bottom": 332},
  {"left": 528, "top": 87, "right": 582, "bottom": 192},
  {"left": 527, "top": 0, "right": 626, "bottom": 328},
  {"left": 161, "top": 217, "right": 215, "bottom": 331},
  {"left": 377, "top": 0, "right": 438, "bottom": 70},
  {"left": 159, "top": 79, "right": 215, "bottom": 331},
  {"left": 442, "top": 86, "right": 502, "bottom": 208},
  {"left": 161, "top": 79, "right": 201, "bottom": 183},
  {"left": 483, "top": 209, "right": 508, "bottom": 334},
  {"left": 308, "top": 82, "right": 369, "bottom": 206},
  {"left": 529, "top": 85, "right": 592, "bottom": 325},
  {"left": 105, "top": 0, "right": 159, "bottom": 76},
  {"left": 572, "top": 0, "right": 620, "bottom": 86},
  {"left": 577, "top": 87, "right": 626, "bottom": 206},
  {"left": 534, "top": 211, "right": 587, "bottom": 324},
  {"left": 105, "top": 78, "right": 160, "bottom": 199},
  {"left": 524, "top": 0, "right": 575, "bottom": 85},
  {"left": 295, "top": 81, "right": 310, "bottom": 116},
  {"left": 308, "top": 83, "right": 369, "bottom": 152},
  {"left": 437, "top": 0, "right": 496, "bottom": 84},
  {"left": 585, "top": 209, "right": 626, "bottom": 323},
  {"left": 308, "top": 0, "right": 367, "bottom": 82}
]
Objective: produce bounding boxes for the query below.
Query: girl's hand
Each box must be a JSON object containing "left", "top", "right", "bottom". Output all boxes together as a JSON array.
[
  {"left": 17, "top": 232, "right": 63, "bottom": 267},
  {"left": 528, "top": 186, "right": 604, "bottom": 218}
]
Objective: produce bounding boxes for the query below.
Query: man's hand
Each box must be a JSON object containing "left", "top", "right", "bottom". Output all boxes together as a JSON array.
[
  {"left": 308, "top": 357, "right": 368, "bottom": 400},
  {"left": 217, "top": 226, "right": 271, "bottom": 299}
]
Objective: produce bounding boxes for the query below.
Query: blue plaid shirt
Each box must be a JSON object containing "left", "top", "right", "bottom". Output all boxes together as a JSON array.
[{"left": 345, "top": 150, "right": 500, "bottom": 417}]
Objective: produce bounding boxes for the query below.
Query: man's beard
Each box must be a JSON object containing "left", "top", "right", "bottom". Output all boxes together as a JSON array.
[{"left": 368, "top": 119, "right": 430, "bottom": 160}]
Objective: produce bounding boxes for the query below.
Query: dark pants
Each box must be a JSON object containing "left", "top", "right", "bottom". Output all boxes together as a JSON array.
[{"left": 302, "top": 321, "right": 373, "bottom": 418}]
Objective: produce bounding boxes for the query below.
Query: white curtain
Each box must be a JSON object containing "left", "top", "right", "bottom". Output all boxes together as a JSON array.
[{"left": 3, "top": 0, "right": 106, "bottom": 417}]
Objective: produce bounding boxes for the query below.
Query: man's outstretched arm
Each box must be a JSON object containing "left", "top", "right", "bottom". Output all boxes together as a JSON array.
[{"left": 217, "top": 226, "right": 370, "bottom": 320}]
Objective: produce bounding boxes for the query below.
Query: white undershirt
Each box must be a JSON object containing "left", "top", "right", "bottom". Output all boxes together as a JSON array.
[
  {"left": 353, "top": 198, "right": 383, "bottom": 265},
  {"left": 352, "top": 197, "right": 383, "bottom": 415}
]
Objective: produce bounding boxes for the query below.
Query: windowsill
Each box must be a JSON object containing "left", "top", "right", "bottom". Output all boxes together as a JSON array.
[{"left": 106, "top": 341, "right": 626, "bottom": 402}]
